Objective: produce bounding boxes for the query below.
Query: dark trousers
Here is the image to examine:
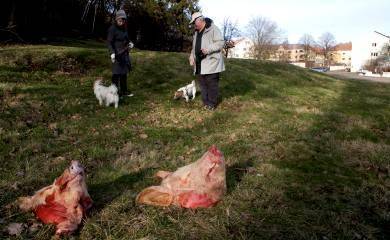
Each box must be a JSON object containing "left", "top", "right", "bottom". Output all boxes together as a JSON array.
[
  {"left": 112, "top": 74, "right": 128, "bottom": 96},
  {"left": 197, "top": 73, "right": 220, "bottom": 107}
]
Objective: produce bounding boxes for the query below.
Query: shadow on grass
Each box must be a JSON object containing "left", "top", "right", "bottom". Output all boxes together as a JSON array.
[
  {"left": 271, "top": 80, "right": 390, "bottom": 239},
  {"left": 88, "top": 168, "right": 152, "bottom": 213},
  {"left": 220, "top": 62, "right": 257, "bottom": 100},
  {"left": 226, "top": 160, "right": 254, "bottom": 194}
]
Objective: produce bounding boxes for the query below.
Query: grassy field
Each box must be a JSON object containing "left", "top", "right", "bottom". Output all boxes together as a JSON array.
[{"left": 0, "top": 41, "right": 389, "bottom": 239}]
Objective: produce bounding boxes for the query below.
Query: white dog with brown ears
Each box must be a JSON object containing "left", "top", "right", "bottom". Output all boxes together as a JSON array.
[
  {"left": 94, "top": 78, "right": 119, "bottom": 108},
  {"left": 174, "top": 80, "right": 196, "bottom": 102}
]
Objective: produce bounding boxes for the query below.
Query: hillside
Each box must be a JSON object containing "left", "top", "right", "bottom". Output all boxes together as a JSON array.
[{"left": 0, "top": 42, "right": 389, "bottom": 239}]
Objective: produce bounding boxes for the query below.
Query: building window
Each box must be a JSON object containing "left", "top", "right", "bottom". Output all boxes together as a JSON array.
[
  {"left": 372, "top": 43, "right": 377, "bottom": 47},
  {"left": 349, "top": 58, "right": 351, "bottom": 60},
  {"left": 342, "top": 58, "right": 345, "bottom": 60}
]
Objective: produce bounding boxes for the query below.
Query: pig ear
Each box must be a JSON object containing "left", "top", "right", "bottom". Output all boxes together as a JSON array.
[
  {"left": 155, "top": 171, "right": 172, "bottom": 180},
  {"left": 136, "top": 186, "right": 173, "bottom": 207}
]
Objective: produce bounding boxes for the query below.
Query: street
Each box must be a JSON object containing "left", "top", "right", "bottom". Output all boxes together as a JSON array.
[{"left": 325, "top": 71, "right": 390, "bottom": 83}]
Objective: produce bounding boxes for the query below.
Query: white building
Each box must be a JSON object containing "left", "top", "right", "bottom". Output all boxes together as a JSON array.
[
  {"left": 227, "top": 37, "right": 254, "bottom": 59},
  {"left": 351, "top": 31, "right": 390, "bottom": 71},
  {"left": 370, "top": 31, "right": 389, "bottom": 60}
]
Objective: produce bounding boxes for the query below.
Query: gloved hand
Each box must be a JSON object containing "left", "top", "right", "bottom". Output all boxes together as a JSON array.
[
  {"left": 128, "top": 41, "right": 134, "bottom": 49},
  {"left": 110, "top": 53, "right": 115, "bottom": 63}
]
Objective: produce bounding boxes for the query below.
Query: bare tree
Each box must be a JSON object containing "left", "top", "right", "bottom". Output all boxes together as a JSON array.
[
  {"left": 81, "top": 0, "right": 120, "bottom": 32},
  {"left": 246, "top": 16, "right": 282, "bottom": 60},
  {"left": 222, "top": 17, "right": 240, "bottom": 57},
  {"left": 317, "top": 32, "right": 336, "bottom": 66},
  {"left": 275, "top": 40, "right": 290, "bottom": 62},
  {"left": 299, "top": 33, "right": 315, "bottom": 63},
  {"left": 381, "top": 43, "right": 390, "bottom": 57}
]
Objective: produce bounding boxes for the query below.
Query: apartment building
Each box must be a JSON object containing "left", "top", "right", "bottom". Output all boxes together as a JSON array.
[
  {"left": 370, "top": 32, "right": 389, "bottom": 60},
  {"left": 227, "top": 37, "right": 254, "bottom": 59},
  {"left": 330, "top": 42, "right": 352, "bottom": 67},
  {"left": 228, "top": 38, "right": 353, "bottom": 69}
]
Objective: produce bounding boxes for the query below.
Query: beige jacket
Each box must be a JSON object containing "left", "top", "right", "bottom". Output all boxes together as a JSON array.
[{"left": 190, "top": 22, "right": 225, "bottom": 75}]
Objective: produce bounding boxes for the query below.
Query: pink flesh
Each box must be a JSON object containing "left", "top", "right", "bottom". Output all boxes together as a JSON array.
[
  {"left": 35, "top": 194, "right": 68, "bottom": 224},
  {"left": 178, "top": 192, "right": 216, "bottom": 208}
]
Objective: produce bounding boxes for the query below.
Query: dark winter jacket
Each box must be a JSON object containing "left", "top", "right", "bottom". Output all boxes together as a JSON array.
[{"left": 107, "top": 24, "right": 131, "bottom": 74}]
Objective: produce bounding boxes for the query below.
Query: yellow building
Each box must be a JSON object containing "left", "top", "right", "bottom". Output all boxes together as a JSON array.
[{"left": 330, "top": 42, "right": 352, "bottom": 67}]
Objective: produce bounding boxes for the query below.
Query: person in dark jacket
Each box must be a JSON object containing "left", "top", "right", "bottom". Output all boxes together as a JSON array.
[{"left": 107, "top": 9, "right": 133, "bottom": 97}]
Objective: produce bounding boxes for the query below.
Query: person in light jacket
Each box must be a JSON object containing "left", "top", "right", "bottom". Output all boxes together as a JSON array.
[
  {"left": 189, "top": 12, "right": 225, "bottom": 111},
  {"left": 107, "top": 9, "right": 133, "bottom": 97}
]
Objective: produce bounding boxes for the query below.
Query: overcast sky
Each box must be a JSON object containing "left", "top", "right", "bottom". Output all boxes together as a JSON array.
[{"left": 198, "top": 0, "right": 390, "bottom": 44}]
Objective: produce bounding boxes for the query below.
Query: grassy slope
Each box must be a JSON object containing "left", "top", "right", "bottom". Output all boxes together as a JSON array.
[{"left": 0, "top": 42, "right": 389, "bottom": 239}]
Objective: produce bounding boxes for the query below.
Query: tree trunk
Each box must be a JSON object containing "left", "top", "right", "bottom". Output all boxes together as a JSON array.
[{"left": 7, "top": 1, "right": 17, "bottom": 30}]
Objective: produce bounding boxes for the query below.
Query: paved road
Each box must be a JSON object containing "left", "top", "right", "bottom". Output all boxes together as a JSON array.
[{"left": 325, "top": 71, "right": 390, "bottom": 84}]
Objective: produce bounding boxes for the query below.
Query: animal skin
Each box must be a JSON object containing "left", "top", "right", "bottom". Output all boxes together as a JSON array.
[
  {"left": 137, "top": 145, "right": 226, "bottom": 208},
  {"left": 18, "top": 161, "right": 92, "bottom": 235}
]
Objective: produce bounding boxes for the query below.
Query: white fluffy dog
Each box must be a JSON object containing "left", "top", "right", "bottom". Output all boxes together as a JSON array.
[
  {"left": 93, "top": 79, "right": 119, "bottom": 108},
  {"left": 174, "top": 80, "right": 196, "bottom": 102}
]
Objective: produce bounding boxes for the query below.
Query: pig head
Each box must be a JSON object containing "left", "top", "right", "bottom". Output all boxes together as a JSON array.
[
  {"left": 18, "top": 161, "right": 92, "bottom": 235},
  {"left": 137, "top": 145, "right": 226, "bottom": 208}
]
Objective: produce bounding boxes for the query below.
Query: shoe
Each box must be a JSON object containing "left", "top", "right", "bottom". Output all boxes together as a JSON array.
[
  {"left": 203, "top": 105, "right": 215, "bottom": 111},
  {"left": 123, "top": 91, "right": 134, "bottom": 97}
]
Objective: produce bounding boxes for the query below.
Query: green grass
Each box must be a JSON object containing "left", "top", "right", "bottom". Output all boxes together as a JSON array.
[{"left": 0, "top": 42, "right": 389, "bottom": 239}]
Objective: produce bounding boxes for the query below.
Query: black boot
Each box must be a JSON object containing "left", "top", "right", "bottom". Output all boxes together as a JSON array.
[
  {"left": 112, "top": 74, "right": 120, "bottom": 93},
  {"left": 120, "top": 74, "right": 133, "bottom": 96}
]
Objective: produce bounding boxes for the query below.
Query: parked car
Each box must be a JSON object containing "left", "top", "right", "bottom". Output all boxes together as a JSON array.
[
  {"left": 311, "top": 67, "right": 329, "bottom": 72},
  {"left": 357, "top": 69, "right": 369, "bottom": 76}
]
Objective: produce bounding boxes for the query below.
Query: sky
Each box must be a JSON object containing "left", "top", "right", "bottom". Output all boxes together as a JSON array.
[
  {"left": 198, "top": 0, "right": 390, "bottom": 44},
  {"left": 199, "top": 0, "right": 390, "bottom": 69}
]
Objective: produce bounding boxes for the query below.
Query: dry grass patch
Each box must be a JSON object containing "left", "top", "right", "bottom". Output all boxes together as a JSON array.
[{"left": 340, "top": 140, "right": 390, "bottom": 175}]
